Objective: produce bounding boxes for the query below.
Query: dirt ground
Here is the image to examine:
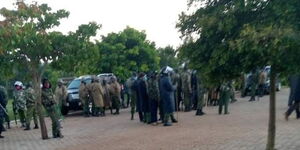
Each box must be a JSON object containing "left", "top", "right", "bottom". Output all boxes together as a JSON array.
[{"left": 1, "top": 88, "right": 300, "bottom": 150}]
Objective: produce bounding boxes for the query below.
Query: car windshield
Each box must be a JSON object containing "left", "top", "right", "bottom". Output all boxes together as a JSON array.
[{"left": 68, "top": 79, "right": 81, "bottom": 89}]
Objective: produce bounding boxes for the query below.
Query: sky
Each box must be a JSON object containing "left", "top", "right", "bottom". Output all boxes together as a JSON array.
[{"left": 0, "top": 0, "right": 188, "bottom": 48}]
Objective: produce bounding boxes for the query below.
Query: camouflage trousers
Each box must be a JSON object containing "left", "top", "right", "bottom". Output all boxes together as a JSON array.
[
  {"left": 111, "top": 95, "right": 120, "bottom": 110},
  {"left": 26, "top": 105, "right": 38, "bottom": 127},
  {"left": 45, "top": 105, "right": 61, "bottom": 137},
  {"left": 183, "top": 91, "right": 191, "bottom": 111},
  {"left": 130, "top": 94, "right": 136, "bottom": 115},
  {"left": 18, "top": 109, "right": 26, "bottom": 125},
  {"left": 196, "top": 93, "right": 204, "bottom": 110},
  {"left": 218, "top": 97, "right": 230, "bottom": 114},
  {"left": 82, "top": 98, "right": 90, "bottom": 115}
]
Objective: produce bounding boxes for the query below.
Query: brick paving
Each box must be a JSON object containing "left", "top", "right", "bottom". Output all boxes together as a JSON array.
[{"left": 0, "top": 88, "right": 299, "bottom": 150}]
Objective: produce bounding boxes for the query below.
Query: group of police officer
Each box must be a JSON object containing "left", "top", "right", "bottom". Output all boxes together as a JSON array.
[
  {"left": 0, "top": 78, "right": 64, "bottom": 139},
  {"left": 79, "top": 76, "right": 121, "bottom": 117},
  {"left": 122, "top": 65, "right": 237, "bottom": 127}
]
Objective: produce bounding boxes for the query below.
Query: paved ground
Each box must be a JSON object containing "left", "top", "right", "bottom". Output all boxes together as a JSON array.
[{"left": 0, "top": 88, "right": 299, "bottom": 150}]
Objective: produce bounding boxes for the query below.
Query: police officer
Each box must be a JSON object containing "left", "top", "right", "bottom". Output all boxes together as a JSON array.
[
  {"left": 249, "top": 69, "right": 259, "bottom": 101},
  {"left": 0, "top": 85, "right": 7, "bottom": 138},
  {"left": 160, "top": 66, "right": 178, "bottom": 126},
  {"left": 24, "top": 84, "right": 39, "bottom": 130},
  {"left": 195, "top": 74, "right": 206, "bottom": 116},
  {"left": 126, "top": 73, "right": 138, "bottom": 120},
  {"left": 148, "top": 72, "right": 160, "bottom": 125},
  {"left": 109, "top": 77, "right": 121, "bottom": 115},
  {"left": 90, "top": 78, "right": 105, "bottom": 117},
  {"left": 79, "top": 80, "right": 90, "bottom": 117},
  {"left": 41, "top": 78, "right": 63, "bottom": 138},
  {"left": 285, "top": 74, "right": 300, "bottom": 120},
  {"left": 54, "top": 80, "right": 67, "bottom": 120},
  {"left": 219, "top": 82, "right": 231, "bottom": 115},
  {"left": 181, "top": 66, "right": 192, "bottom": 112},
  {"left": 13, "top": 81, "right": 27, "bottom": 127},
  {"left": 102, "top": 79, "right": 111, "bottom": 116},
  {"left": 0, "top": 85, "right": 9, "bottom": 130}
]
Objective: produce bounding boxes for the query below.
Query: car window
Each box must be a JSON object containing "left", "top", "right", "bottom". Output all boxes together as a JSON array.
[
  {"left": 85, "top": 79, "right": 92, "bottom": 84},
  {"left": 68, "top": 79, "right": 81, "bottom": 89}
]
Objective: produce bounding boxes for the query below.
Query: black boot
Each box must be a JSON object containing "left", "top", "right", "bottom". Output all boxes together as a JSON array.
[
  {"left": 131, "top": 113, "right": 134, "bottom": 120},
  {"left": 7, "top": 122, "right": 10, "bottom": 129},
  {"left": 34, "top": 124, "right": 39, "bottom": 129},
  {"left": 138, "top": 112, "right": 144, "bottom": 122},
  {"left": 171, "top": 115, "right": 178, "bottom": 123},
  {"left": 24, "top": 124, "right": 31, "bottom": 131},
  {"left": 200, "top": 109, "right": 205, "bottom": 115},
  {"left": 195, "top": 109, "right": 201, "bottom": 116},
  {"left": 114, "top": 108, "right": 120, "bottom": 115},
  {"left": 102, "top": 110, "right": 106, "bottom": 116}
]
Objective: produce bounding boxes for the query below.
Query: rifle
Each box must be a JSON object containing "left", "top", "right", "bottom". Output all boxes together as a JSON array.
[
  {"left": 0, "top": 103, "right": 8, "bottom": 115},
  {"left": 12, "top": 101, "right": 18, "bottom": 125}
]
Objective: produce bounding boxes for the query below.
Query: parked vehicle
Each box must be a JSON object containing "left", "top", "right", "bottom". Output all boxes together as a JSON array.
[
  {"left": 97, "top": 73, "right": 115, "bottom": 83},
  {"left": 63, "top": 75, "right": 93, "bottom": 115},
  {"left": 241, "top": 66, "right": 281, "bottom": 97}
]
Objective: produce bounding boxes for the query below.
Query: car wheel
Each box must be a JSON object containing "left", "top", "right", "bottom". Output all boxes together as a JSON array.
[{"left": 61, "top": 106, "right": 69, "bottom": 115}]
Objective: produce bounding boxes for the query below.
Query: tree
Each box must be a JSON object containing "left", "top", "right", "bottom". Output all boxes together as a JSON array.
[
  {"left": 157, "top": 46, "right": 179, "bottom": 68},
  {"left": 177, "top": 0, "right": 300, "bottom": 149},
  {"left": 97, "top": 27, "right": 160, "bottom": 81},
  {"left": 0, "top": 1, "right": 69, "bottom": 139},
  {"left": 51, "top": 22, "right": 101, "bottom": 76}
]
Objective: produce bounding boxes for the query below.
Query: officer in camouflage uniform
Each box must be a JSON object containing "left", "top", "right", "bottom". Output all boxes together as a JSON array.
[
  {"left": 126, "top": 73, "right": 137, "bottom": 120},
  {"left": 13, "top": 81, "right": 27, "bottom": 127},
  {"left": 24, "top": 84, "right": 39, "bottom": 130},
  {"left": 148, "top": 72, "right": 160, "bottom": 125},
  {"left": 109, "top": 77, "right": 121, "bottom": 115},
  {"left": 90, "top": 78, "right": 105, "bottom": 117},
  {"left": 195, "top": 74, "right": 206, "bottom": 116},
  {"left": 171, "top": 69, "right": 181, "bottom": 112},
  {"left": 249, "top": 69, "right": 259, "bottom": 101},
  {"left": 86, "top": 78, "right": 95, "bottom": 115},
  {"left": 41, "top": 78, "right": 63, "bottom": 138},
  {"left": 54, "top": 80, "right": 67, "bottom": 120},
  {"left": 181, "top": 66, "right": 192, "bottom": 112},
  {"left": 0, "top": 86, "right": 5, "bottom": 138},
  {"left": 0, "top": 85, "right": 9, "bottom": 130},
  {"left": 102, "top": 79, "right": 112, "bottom": 116},
  {"left": 219, "top": 82, "right": 231, "bottom": 115},
  {"left": 79, "top": 80, "right": 90, "bottom": 117}
]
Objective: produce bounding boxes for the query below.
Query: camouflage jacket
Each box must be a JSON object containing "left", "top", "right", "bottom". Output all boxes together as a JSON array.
[
  {"left": 24, "top": 87, "right": 36, "bottom": 107},
  {"left": 41, "top": 88, "right": 56, "bottom": 108},
  {"left": 181, "top": 71, "right": 192, "bottom": 93},
  {"left": 220, "top": 83, "right": 231, "bottom": 100},
  {"left": 0, "top": 85, "right": 7, "bottom": 106},
  {"left": 54, "top": 85, "right": 67, "bottom": 105},
  {"left": 13, "top": 89, "right": 26, "bottom": 111},
  {"left": 109, "top": 82, "right": 121, "bottom": 97},
  {"left": 147, "top": 78, "right": 160, "bottom": 101},
  {"left": 125, "top": 78, "right": 136, "bottom": 95}
]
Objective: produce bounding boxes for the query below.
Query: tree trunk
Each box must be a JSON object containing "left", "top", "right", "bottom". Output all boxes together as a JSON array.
[
  {"left": 266, "top": 67, "right": 276, "bottom": 150},
  {"left": 32, "top": 68, "right": 48, "bottom": 139}
]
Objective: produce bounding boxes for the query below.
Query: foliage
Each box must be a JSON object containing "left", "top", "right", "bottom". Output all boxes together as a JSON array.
[
  {"left": 51, "top": 22, "right": 101, "bottom": 76},
  {"left": 177, "top": 0, "right": 300, "bottom": 149},
  {"left": 157, "top": 46, "right": 179, "bottom": 68},
  {"left": 97, "top": 27, "right": 160, "bottom": 81},
  {"left": 0, "top": 1, "right": 70, "bottom": 139}
]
